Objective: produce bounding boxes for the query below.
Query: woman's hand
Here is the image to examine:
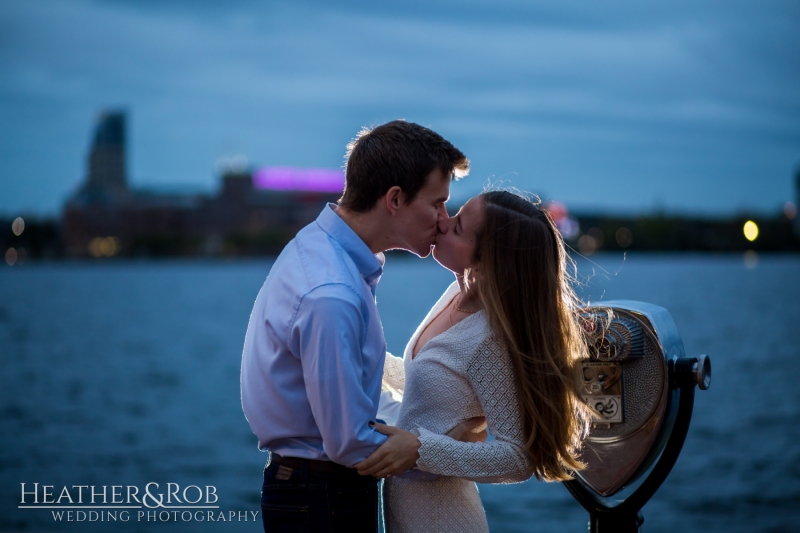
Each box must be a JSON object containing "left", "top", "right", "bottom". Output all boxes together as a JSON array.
[
  {"left": 446, "top": 416, "right": 488, "bottom": 443},
  {"left": 354, "top": 424, "right": 420, "bottom": 478}
]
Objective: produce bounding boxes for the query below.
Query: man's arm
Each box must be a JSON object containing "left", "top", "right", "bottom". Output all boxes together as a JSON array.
[
  {"left": 291, "top": 285, "right": 387, "bottom": 466},
  {"left": 354, "top": 417, "right": 487, "bottom": 478}
]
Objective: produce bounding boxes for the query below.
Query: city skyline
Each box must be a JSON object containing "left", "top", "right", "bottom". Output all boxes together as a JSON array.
[{"left": 1, "top": 0, "right": 799, "bottom": 217}]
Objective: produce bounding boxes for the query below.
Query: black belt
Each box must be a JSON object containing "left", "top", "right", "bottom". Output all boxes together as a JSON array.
[{"left": 270, "top": 453, "right": 363, "bottom": 478}]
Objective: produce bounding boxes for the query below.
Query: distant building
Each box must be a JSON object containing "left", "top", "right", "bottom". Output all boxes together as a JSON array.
[
  {"left": 87, "top": 111, "right": 127, "bottom": 192},
  {"left": 67, "top": 111, "right": 129, "bottom": 207},
  {"left": 62, "top": 111, "right": 341, "bottom": 257}
]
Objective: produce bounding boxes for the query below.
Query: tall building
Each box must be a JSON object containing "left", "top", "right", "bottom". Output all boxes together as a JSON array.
[
  {"left": 67, "top": 110, "right": 130, "bottom": 207},
  {"left": 87, "top": 111, "right": 127, "bottom": 192}
]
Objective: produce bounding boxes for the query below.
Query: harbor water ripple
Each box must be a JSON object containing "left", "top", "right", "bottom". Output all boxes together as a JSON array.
[{"left": 0, "top": 253, "right": 798, "bottom": 532}]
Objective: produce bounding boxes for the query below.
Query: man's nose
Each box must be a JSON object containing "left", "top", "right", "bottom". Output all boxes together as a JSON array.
[
  {"left": 436, "top": 209, "right": 451, "bottom": 234},
  {"left": 437, "top": 203, "right": 450, "bottom": 221}
]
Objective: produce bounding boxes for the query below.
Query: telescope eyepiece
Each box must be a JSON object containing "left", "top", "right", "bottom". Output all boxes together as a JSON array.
[{"left": 672, "top": 354, "right": 711, "bottom": 390}]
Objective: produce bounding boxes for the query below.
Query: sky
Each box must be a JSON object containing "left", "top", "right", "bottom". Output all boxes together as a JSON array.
[{"left": 1, "top": 0, "right": 799, "bottom": 217}]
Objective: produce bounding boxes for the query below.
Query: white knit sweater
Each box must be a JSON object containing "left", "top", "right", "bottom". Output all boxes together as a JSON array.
[{"left": 382, "top": 282, "right": 534, "bottom": 533}]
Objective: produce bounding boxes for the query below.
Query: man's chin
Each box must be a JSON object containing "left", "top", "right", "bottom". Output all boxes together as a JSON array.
[
  {"left": 410, "top": 243, "right": 435, "bottom": 258},
  {"left": 414, "top": 245, "right": 433, "bottom": 259},
  {"left": 390, "top": 241, "right": 435, "bottom": 258}
]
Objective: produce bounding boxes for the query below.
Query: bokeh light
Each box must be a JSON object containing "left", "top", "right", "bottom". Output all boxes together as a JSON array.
[
  {"left": 578, "top": 234, "right": 598, "bottom": 255},
  {"left": 616, "top": 227, "right": 633, "bottom": 248},
  {"left": 11, "top": 217, "right": 24, "bottom": 236},
  {"left": 544, "top": 201, "right": 580, "bottom": 240},
  {"left": 557, "top": 218, "right": 580, "bottom": 240},
  {"left": 88, "top": 237, "right": 121, "bottom": 258},
  {"left": 5, "top": 247, "right": 18, "bottom": 266},
  {"left": 587, "top": 228, "right": 604, "bottom": 248},
  {"left": 743, "top": 221, "right": 759, "bottom": 242}
]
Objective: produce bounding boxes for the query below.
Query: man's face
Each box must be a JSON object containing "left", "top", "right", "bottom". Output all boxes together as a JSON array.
[{"left": 394, "top": 168, "right": 450, "bottom": 258}]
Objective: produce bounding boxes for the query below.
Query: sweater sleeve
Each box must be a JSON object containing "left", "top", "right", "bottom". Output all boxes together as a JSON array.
[{"left": 414, "top": 337, "right": 534, "bottom": 484}]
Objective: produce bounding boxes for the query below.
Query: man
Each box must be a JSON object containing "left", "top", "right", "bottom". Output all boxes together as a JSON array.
[{"left": 240, "top": 120, "right": 469, "bottom": 532}]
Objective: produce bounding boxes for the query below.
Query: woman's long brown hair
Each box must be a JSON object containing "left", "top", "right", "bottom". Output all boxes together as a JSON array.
[{"left": 470, "top": 190, "right": 592, "bottom": 482}]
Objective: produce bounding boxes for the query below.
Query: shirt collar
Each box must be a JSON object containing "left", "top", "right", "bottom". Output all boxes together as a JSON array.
[{"left": 316, "top": 204, "right": 384, "bottom": 281}]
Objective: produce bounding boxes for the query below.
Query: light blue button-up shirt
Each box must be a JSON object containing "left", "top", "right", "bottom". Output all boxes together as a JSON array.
[{"left": 241, "top": 204, "right": 388, "bottom": 466}]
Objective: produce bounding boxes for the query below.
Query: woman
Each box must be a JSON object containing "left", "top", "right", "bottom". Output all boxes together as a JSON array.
[{"left": 355, "top": 190, "right": 594, "bottom": 532}]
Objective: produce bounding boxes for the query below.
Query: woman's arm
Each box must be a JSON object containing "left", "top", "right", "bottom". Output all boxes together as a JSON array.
[
  {"left": 357, "top": 338, "right": 534, "bottom": 483},
  {"left": 414, "top": 337, "right": 534, "bottom": 484},
  {"left": 354, "top": 417, "right": 486, "bottom": 479}
]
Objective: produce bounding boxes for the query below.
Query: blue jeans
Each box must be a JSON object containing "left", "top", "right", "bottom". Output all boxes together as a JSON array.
[{"left": 261, "top": 458, "right": 379, "bottom": 533}]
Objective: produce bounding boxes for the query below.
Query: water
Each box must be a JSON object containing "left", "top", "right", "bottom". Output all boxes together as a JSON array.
[{"left": 1, "top": 253, "right": 798, "bottom": 532}]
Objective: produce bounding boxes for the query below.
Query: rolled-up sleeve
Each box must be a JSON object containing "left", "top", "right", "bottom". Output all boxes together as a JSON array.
[{"left": 291, "top": 284, "right": 387, "bottom": 466}]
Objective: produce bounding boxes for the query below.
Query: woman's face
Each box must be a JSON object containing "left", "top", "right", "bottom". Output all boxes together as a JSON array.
[{"left": 432, "top": 195, "right": 484, "bottom": 274}]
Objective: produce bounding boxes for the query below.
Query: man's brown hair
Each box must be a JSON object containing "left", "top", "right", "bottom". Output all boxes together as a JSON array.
[{"left": 339, "top": 120, "right": 469, "bottom": 212}]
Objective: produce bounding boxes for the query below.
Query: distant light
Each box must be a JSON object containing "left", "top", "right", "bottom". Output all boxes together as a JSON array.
[
  {"left": 543, "top": 202, "right": 582, "bottom": 240},
  {"left": 253, "top": 167, "right": 344, "bottom": 193},
  {"left": 544, "top": 201, "right": 568, "bottom": 222},
  {"left": 743, "top": 220, "right": 759, "bottom": 242},
  {"left": 785, "top": 202, "right": 797, "bottom": 220},
  {"left": 616, "top": 227, "right": 633, "bottom": 248},
  {"left": 578, "top": 234, "right": 598, "bottom": 255},
  {"left": 89, "top": 239, "right": 101, "bottom": 258},
  {"left": 588, "top": 227, "right": 605, "bottom": 248},
  {"left": 5, "top": 247, "right": 17, "bottom": 266},
  {"left": 556, "top": 217, "right": 580, "bottom": 240},
  {"left": 11, "top": 217, "right": 24, "bottom": 236},
  {"left": 88, "top": 236, "right": 121, "bottom": 257}
]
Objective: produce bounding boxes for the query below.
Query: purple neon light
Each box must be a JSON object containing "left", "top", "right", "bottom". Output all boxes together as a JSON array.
[{"left": 253, "top": 167, "right": 344, "bottom": 193}]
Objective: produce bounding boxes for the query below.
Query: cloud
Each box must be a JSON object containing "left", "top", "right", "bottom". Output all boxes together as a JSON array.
[{"left": 0, "top": 0, "right": 798, "bottom": 215}]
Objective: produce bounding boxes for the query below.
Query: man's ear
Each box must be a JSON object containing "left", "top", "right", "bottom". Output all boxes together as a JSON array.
[{"left": 383, "top": 186, "right": 404, "bottom": 216}]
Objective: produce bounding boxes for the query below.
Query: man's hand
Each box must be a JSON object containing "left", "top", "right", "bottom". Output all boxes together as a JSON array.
[
  {"left": 446, "top": 416, "right": 488, "bottom": 443},
  {"left": 354, "top": 424, "right": 420, "bottom": 478}
]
